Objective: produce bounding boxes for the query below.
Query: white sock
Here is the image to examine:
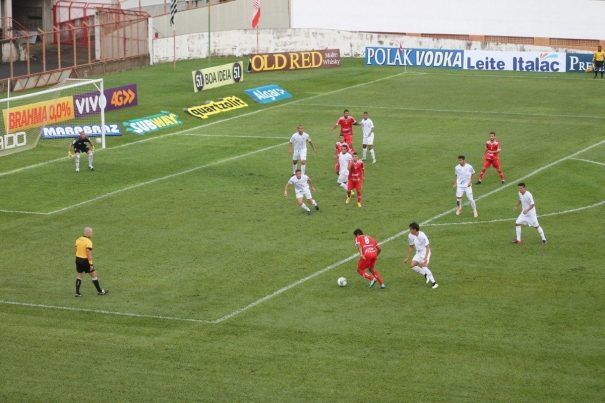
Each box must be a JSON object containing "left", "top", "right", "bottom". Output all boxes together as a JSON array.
[
  {"left": 88, "top": 153, "right": 94, "bottom": 168},
  {"left": 423, "top": 267, "right": 435, "bottom": 283},
  {"left": 469, "top": 199, "right": 477, "bottom": 212},
  {"left": 537, "top": 226, "right": 546, "bottom": 241},
  {"left": 310, "top": 199, "right": 317, "bottom": 206},
  {"left": 301, "top": 204, "right": 310, "bottom": 212},
  {"left": 75, "top": 154, "right": 80, "bottom": 170},
  {"left": 339, "top": 182, "right": 348, "bottom": 190},
  {"left": 292, "top": 164, "right": 297, "bottom": 174},
  {"left": 516, "top": 226, "right": 522, "bottom": 241},
  {"left": 412, "top": 266, "right": 424, "bottom": 275},
  {"left": 301, "top": 164, "right": 306, "bottom": 174},
  {"left": 370, "top": 149, "right": 376, "bottom": 162},
  {"left": 362, "top": 148, "right": 367, "bottom": 159}
]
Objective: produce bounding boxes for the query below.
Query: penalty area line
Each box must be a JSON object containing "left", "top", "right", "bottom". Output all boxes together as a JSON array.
[
  {"left": 425, "top": 200, "right": 605, "bottom": 228},
  {"left": 569, "top": 157, "right": 605, "bottom": 167},
  {"left": 0, "top": 300, "right": 213, "bottom": 324}
]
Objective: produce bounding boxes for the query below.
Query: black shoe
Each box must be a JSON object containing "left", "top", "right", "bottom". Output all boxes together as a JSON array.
[
  {"left": 75, "top": 293, "right": 82, "bottom": 297},
  {"left": 315, "top": 205, "right": 320, "bottom": 211},
  {"left": 475, "top": 180, "right": 482, "bottom": 185},
  {"left": 305, "top": 210, "right": 311, "bottom": 216},
  {"left": 89, "top": 166, "right": 94, "bottom": 171},
  {"left": 98, "top": 289, "right": 108, "bottom": 295},
  {"left": 501, "top": 180, "right": 505, "bottom": 184},
  {"left": 542, "top": 239, "right": 548, "bottom": 244}
]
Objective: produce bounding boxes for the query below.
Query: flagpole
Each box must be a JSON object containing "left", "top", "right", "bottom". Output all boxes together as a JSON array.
[
  {"left": 173, "top": 26, "right": 176, "bottom": 70},
  {"left": 256, "top": 27, "right": 259, "bottom": 53},
  {"left": 208, "top": 0, "right": 211, "bottom": 66}
]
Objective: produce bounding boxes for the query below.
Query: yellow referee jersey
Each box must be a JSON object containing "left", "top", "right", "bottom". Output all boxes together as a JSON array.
[
  {"left": 594, "top": 51, "right": 605, "bottom": 62},
  {"left": 75, "top": 236, "right": 93, "bottom": 259}
]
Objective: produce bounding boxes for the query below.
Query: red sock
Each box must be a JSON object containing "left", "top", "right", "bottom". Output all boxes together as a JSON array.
[
  {"left": 371, "top": 270, "right": 383, "bottom": 285},
  {"left": 357, "top": 269, "right": 374, "bottom": 281},
  {"left": 498, "top": 170, "right": 505, "bottom": 180},
  {"left": 356, "top": 189, "right": 362, "bottom": 202}
]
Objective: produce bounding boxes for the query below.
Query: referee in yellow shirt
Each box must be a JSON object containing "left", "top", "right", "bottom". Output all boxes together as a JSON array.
[
  {"left": 75, "top": 227, "right": 108, "bottom": 297},
  {"left": 593, "top": 45, "right": 604, "bottom": 79}
]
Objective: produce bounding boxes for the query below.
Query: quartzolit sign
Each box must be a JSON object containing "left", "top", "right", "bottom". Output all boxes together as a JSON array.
[{"left": 249, "top": 49, "right": 341, "bottom": 72}]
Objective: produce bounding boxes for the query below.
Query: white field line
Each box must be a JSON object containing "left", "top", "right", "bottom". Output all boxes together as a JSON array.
[
  {"left": 2, "top": 139, "right": 604, "bottom": 323},
  {"left": 177, "top": 134, "right": 289, "bottom": 139},
  {"left": 570, "top": 157, "right": 605, "bottom": 167},
  {"left": 2, "top": 199, "right": 603, "bottom": 324},
  {"left": 211, "top": 138, "right": 605, "bottom": 323},
  {"left": 0, "top": 71, "right": 413, "bottom": 178},
  {"left": 0, "top": 300, "right": 213, "bottom": 324},
  {"left": 295, "top": 103, "right": 605, "bottom": 121},
  {"left": 425, "top": 200, "right": 605, "bottom": 228},
  {"left": 0, "top": 141, "right": 288, "bottom": 216}
]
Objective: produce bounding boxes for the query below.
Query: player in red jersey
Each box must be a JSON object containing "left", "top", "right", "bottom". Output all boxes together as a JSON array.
[
  {"left": 332, "top": 109, "right": 357, "bottom": 148},
  {"left": 335, "top": 134, "right": 348, "bottom": 160},
  {"left": 346, "top": 152, "right": 364, "bottom": 207},
  {"left": 353, "top": 228, "right": 385, "bottom": 288},
  {"left": 476, "top": 131, "right": 505, "bottom": 184}
]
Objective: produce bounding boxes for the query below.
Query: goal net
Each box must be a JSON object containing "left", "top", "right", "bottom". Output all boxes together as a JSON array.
[{"left": 0, "top": 78, "right": 106, "bottom": 157}]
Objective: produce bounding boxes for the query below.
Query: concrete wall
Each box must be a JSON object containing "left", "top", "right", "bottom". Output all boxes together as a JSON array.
[
  {"left": 151, "top": 0, "right": 291, "bottom": 39},
  {"left": 290, "top": 0, "right": 605, "bottom": 40},
  {"left": 151, "top": 28, "right": 571, "bottom": 64}
]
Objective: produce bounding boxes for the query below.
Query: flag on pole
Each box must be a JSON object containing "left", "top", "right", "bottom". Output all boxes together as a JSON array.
[
  {"left": 170, "top": 0, "right": 177, "bottom": 27},
  {"left": 251, "top": 0, "right": 261, "bottom": 28}
]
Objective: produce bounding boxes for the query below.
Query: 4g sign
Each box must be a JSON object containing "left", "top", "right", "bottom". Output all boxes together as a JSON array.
[{"left": 192, "top": 62, "right": 243, "bottom": 93}]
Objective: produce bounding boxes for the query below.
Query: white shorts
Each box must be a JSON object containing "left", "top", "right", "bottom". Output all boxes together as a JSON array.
[
  {"left": 413, "top": 251, "right": 431, "bottom": 265},
  {"left": 295, "top": 190, "right": 313, "bottom": 200},
  {"left": 516, "top": 212, "right": 539, "bottom": 227},
  {"left": 337, "top": 171, "right": 348, "bottom": 184},
  {"left": 363, "top": 134, "right": 374, "bottom": 146},
  {"left": 456, "top": 186, "right": 474, "bottom": 200},
  {"left": 292, "top": 149, "right": 307, "bottom": 161}
]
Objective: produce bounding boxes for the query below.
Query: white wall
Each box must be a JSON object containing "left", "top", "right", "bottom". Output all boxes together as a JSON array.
[
  {"left": 290, "top": 0, "right": 605, "bottom": 40},
  {"left": 151, "top": 28, "right": 569, "bottom": 64}
]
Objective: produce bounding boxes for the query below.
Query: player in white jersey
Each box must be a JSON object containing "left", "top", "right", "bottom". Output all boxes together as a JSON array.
[
  {"left": 453, "top": 155, "right": 478, "bottom": 218},
  {"left": 404, "top": 222, "right": 438, "bottom": 289},
  {"left": 358, "top": 112, "right": 376, "bottom": 163},
  {"left": 336, "top": 144, "right": 353, "bottom": 191},
  {"left": 513, "top": 182, "right": 547, "bottom": 244},
  {"left": 288, "top": 125, "right": 316, "bottom": 175},
  {"left": 284, "top": 169, "right": 319, "bottom": 215}
]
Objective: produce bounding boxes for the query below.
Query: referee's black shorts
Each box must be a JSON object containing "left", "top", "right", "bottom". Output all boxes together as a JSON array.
[
  {"left": 595, "top": 60, "right": 604, "bottom": 71},
  {"left": 75, "top": 257, "right": 93, "bottom": 273}
]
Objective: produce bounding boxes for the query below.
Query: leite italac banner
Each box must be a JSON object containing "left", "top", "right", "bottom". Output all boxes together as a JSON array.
[
  {"left": 192, "top": 62, "right": 243, "bottom": 93},
  {"left": 244, "top": 84, "right": 292, "bottom": 104},
  {"left": 464, "top": 51, "right": 566, "bottom": 72},
  {"left": 249, "top": 49, "right": 341, "bottom": 72},
  {"left": 123, "top": 111, "right": 182, "bottom": 135},
  {"left": 365, "top": 47, "right": 463, "bottom": 69},
  {"left": 185, "top": 96, "right": 248, "bottom": 119},
  {"left": 566, "top": 53, "right": 593, "bottom": 73},
  {"left": 3, "top": 96, "right": 75, "bottom": 132},
  {"left": 73, "top": 84, "right": 138, "bottom": 118}
]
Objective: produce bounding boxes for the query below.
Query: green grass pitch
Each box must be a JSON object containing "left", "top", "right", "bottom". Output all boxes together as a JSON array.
[{"left": 0, "top": 58, "right": 604, "bottom": 401}]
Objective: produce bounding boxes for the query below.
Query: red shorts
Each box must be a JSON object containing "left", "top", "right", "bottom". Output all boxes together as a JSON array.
[
  {"left": 483, "top": 158, "right": 502, "bottom": 170},
  {"left": 357, "top": 256, "right": 377, "bottom": 271},
  {"left": 343, "top": 134, "right": 353, "bottom": 147},
  {"left": 347, "top": 180, "right": 362, "bottom": 192}
]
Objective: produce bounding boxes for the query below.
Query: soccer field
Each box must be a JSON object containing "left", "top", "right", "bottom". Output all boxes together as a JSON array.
[{"left": 1, "top": 58, "right": 604, "bottom": 401}]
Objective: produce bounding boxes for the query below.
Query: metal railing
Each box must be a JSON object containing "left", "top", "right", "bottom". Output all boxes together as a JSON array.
[{"left": 0, "top": 8, "right": 148, "bottom": 89}]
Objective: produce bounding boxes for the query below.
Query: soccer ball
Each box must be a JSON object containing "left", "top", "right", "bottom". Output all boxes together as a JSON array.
[
  {"left": 95, "top": 137, "right": 102, "bottom": 144},
  {"left": 337, "top": 277, "right": 347, "bottom": 287}
]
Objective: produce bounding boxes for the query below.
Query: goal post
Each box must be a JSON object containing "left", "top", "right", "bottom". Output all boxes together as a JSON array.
[{"left": 0, "top": 78, "right": 106, "bottom": 157}]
